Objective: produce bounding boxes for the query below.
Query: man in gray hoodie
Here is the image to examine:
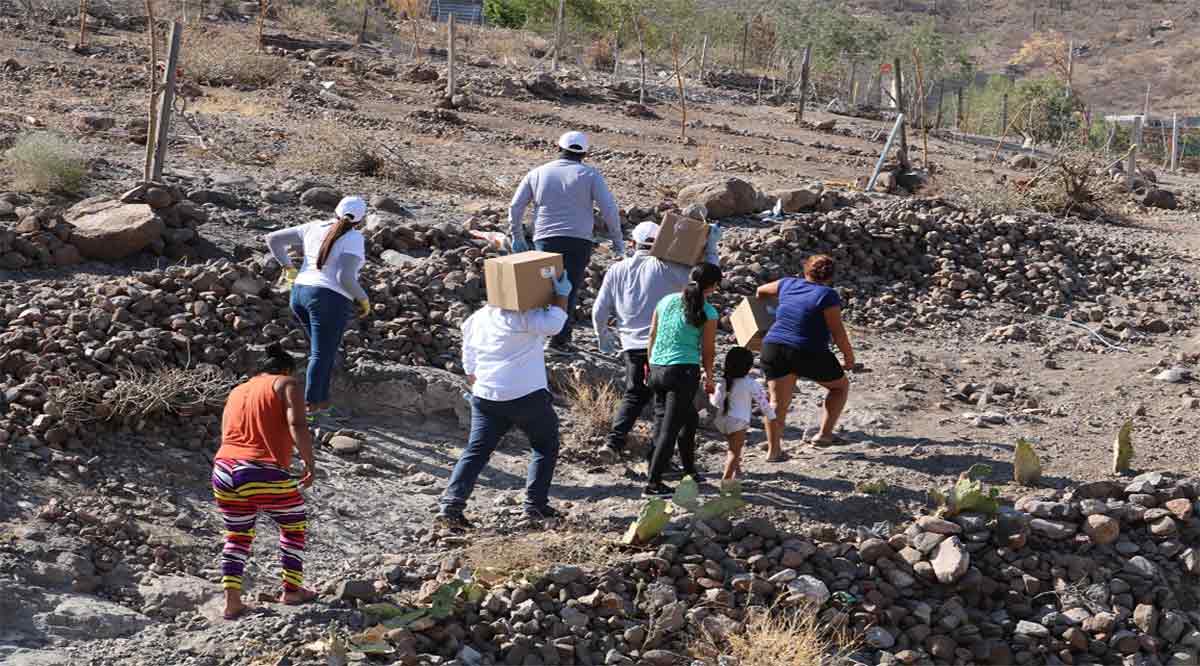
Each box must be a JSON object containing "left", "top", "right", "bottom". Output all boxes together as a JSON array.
[
  {"left": 510, "top": 131, "right": 625, "bottom": 351},
  {"left": 592, "top": 219, "right": 721, "bottom": 455}
]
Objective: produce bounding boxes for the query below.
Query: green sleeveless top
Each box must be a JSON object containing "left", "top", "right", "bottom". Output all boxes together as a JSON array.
[{"left": 650, "top": 293, "right": 717, "bottom": 366}]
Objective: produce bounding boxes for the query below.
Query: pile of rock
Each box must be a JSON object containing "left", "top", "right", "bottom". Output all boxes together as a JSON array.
[
  {"left": 332, "top": 472, "right": 1200, "bottom": 666},
  {"left": 718, "top": 197, "right": 1197, "bottom": 332}
]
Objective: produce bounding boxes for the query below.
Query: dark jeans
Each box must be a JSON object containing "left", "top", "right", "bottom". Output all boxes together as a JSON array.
[
  {"left": 607, "top": 349, "right": 651, "bottom": 450},
  {"left": 534, "top": 236, "right": 594, "bottom": 346},
  {"left": 647, "top": 364, "right": 700, "bottom": 484},
  {"left": 290, "top": 284, "right": 352, "bottom": 405},
  {"left": 441, "top": 389, "right": 560, "bottom": 513}
]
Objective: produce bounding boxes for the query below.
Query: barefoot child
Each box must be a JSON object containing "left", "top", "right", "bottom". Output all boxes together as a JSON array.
[{"left": 709, "top": 347, "right": 776, "bottom": 481}]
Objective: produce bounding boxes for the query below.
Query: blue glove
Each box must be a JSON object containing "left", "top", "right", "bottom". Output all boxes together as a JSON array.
[
  {"left": 705, "top": 224, "right": 722, "bottom": 259},
  {"left": 511, "top": 233, "right": 531, "bottom": 254},
  {"left": 597, "top": 327, "right": 619, "bottom": 355},
  {"left": 552, "top": 271, "right": 572, "bottom": 297},
  {"left": 610, "top": 237, "right": 626, "bottom": 257}
]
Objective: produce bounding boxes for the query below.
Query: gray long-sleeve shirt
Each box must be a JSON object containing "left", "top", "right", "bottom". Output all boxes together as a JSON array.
[
  {"left": 508, "top": 159, "right": 622, "bottom": 246},
  {"left": 592, "top": 247, "right": 720, "bottom": 352}
]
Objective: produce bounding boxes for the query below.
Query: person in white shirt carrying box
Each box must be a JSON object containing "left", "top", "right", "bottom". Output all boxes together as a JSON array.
[{"left": 437, "top": 271, "right": 573, "bottom": 530}]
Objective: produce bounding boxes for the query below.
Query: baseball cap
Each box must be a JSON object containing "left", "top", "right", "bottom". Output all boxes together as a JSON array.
[
  {"left": 335, "top": 196, "right": 367, "bottom": 222},
  {"left": 557, "top": 131, "right": 589, "bottom": 154},
  {"left": 632, "top": 221, "right": 659, "bottom": 245}
]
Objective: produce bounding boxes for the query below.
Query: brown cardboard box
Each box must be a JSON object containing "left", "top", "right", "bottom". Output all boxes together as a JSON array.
[
  {"left": 731, "top": 296, "right": 776, "bottom": 351},
  {"left": 650, "top": 212, "right": 710, "bottom": 266},
  {"left": 484, "top": 251, "right": 564, "bottom": 311}
]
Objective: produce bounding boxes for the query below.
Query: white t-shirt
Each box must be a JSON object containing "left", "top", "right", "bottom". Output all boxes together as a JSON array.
[
  {"left": 292, "top": 222, "right": 366, "bottom": 301},
  {"left": 462, "top": 305, "right": 568, "bottom": 402}
]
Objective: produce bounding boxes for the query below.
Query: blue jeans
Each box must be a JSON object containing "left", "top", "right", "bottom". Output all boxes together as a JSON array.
[
  {"left": 534, "top": 236, "right": 594, "bottom": 346},
  {"left": 441, "top": 389, "right": 560, "bottom": 512},
  {"left": 290, "top": 284, "right": 352, "bottom": 405}
]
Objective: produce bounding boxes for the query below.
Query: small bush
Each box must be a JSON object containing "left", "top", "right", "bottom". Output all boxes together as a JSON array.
[
  {"left": 585, "top": 37, "right": 614, "bottom": 72},
  {"left": 560, "top": 371, "right": 620, "bottom": 448},
  {"left": 51, "top": 364, "right": 236, "bottom": 430},
  {"left": 461, "top": 531, "right": 613, "bottom": 582},
  {"left": 184, "top": 26, "right": 290, "bottom": 88},
  {"left": 695, "top": 604, "right": 860, "bottom": 666},
  {"left": 5, "top": 132, "right": 87, "bottom": 193}
]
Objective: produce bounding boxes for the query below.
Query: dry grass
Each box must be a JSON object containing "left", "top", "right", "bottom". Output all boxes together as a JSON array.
[
  {"left": 183, "top": 25, "right": 290, "bottom": 88},
  {"left": 460, "top": 531, "right": 615, "bottom": 583},
  {"left": 51, "top": 365, "right": 236, "bottom": 429},
  {"left": 694, "top": 604, "right": 861, "bottom": 666},
  {"left": 560, "top": 371, "right": 620, "bottom": 449},
  {"left": 192, "top": 89, "right": 277, "bottom": 117},
  {"left": 4, "top": 132, "right": 86, "bottom": 193},
  {"left": 278, "top": 2, "right": 332, "bottom": 35}
]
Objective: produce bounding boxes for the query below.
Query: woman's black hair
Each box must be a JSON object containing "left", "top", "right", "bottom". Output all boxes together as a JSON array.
[
  {"left": 722, "top": 346, "right": 755, "bottom": 414},
  {"left": 682, "top": 262, "right": 722, "bottom": 328},
  {"left": 258, "top": 343, "right": 296, "bottom": 375}
]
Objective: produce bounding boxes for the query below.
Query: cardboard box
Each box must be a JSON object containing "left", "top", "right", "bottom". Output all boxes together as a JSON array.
[
  {"left": 484, "top": 251, "right": 564, "bottom": 311},
  {"left": 651, "top": 212, "right": 710, "bottom": 266},
  {"left": 731, "top": 296, "right": 776, "bottom": 351}
]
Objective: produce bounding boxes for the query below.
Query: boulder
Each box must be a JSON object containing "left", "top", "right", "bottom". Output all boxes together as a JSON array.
[
  {"left": 137, "top": 575, "right": 217, "bottom": 614},
  {"left": 1084, "top": 515, "right": 1119, "bottom": 545},
  {"left": 931, "top": 536, "right": 970, "bottom": 584},
  {"left": 769, "top": 186, "right": 822, "bottom": 213},
  {"left": 1143, "top": 188, "right": 1177, "bottom": 210},
  {"left": 1008, "top": 154, "right": 1037, "bottom": 170},
  {"left": 65, "top": 199, "right": 164, "bottom": 261},
  {"left": 38, "top": 596, "right": 150, "bottom": 639},
  {"left": 676, "top": 178, "right": 767, "bottom": 219},
  {"left": 300, "top": 187, "right": 342, "bottom": 209}
]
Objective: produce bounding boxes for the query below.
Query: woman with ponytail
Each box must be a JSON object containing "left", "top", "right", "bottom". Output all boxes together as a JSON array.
[
  {"left": 642, "top": 262, "right": 722, "bottom": 497},
  {"left": 266, "top": 196, "right": 371, "bottom": 422},
  {"left": 756, "top": 254, "right": 856, "bottom": 459}
]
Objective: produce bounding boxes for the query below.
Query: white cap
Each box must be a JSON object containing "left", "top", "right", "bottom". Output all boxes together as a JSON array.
[
  {"left": 557, "top": 131, "right": 589, "bottom": 154},
  {"left": 632, "top": 221, "right": 659, "bottom": 245},
  {"left": 335, "top": 196, "right": 367, "bottom": 222}
]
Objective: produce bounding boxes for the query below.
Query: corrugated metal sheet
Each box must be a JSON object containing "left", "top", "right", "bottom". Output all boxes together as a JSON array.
[{"left": 429, "top": 0, "right": 484, "bottom": 24}]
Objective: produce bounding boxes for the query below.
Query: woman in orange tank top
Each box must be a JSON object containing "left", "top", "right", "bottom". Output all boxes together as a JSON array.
[{"left": 212, "top": 344, "right": 317, "bottom": 620}]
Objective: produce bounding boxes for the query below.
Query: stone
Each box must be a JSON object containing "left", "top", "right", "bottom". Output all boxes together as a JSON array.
[
  {"left": 1124, "top": 555, "right": 1158, "bottom": 578},
  {"left": 1134, "top": 604, "right": 1158, "bottom": 634},
  {"left": 335, "top": 579, "right": 376, "bottom": 602},
  {"left": 700, "top": 613, "right": 742, "bottom": 642},
  {"left": 931, "top": 536, "right": 970, "bottom": 584},
  {"left": 370, "top": 195, "right": 408, "bottom": 215},
  {"left": 865, "top": 626, "right": 896, "bottom": 649},
  {"left": 1015, "top": 620, "right": 1050, "bottom": 639},
  {"left": 65, "top": 199, "right": 164, "bottom": 261},
  {"left": 329, "top": 435, "right": 363, "bottom": 455},
  {"left": 72, "top": 114, "right": 116, "bottom": 133},
  {"left": 545, "top": 565, "right": 583, "bottom": 585},
  {"left": 137, "top": 575, "right": 216, "bottom": 613},
  {"left": 1029, "top": 518, "right": 1076, "bottom": 539},
  {"left": 911, "top": 531, "right": 946, "bottom": 553},
  {"left": 39, "top": 596, "right": 150, "bottom": 639},
  {"left": 858, "top": 538, "right": 895, "bottom": 563},
  {"left": 1151, "top": 516, "right": 1178, "bottom": 536},
  {"left": 1008, "top": 154, "right": 1037, "bottom": 170},
  {"left": 52, "top": 245, "right": 82, "bottom": 267},
  {"left": 559, "top": 606, "right": 588, "bottom": 629},
  {"left": 380, "top": 250, "right": 420, "bottom": 267},
  {"left": 1084, "top": 515, "right": 1120, "bottom": 545},
  {"left": 786, "top": 576, "right": 830, "bottom": 606},
  {"left": 917, "top": 516, "right": 963, "bottom": 535},
  {"left": 676, "top": 178, "right": 768, "bottom": 219},
  {"left": 768, "top": 186, "right": 822, "bottom": 213},
  {"left": 641, "top": 651, "right": 679, "bottom": 666},
  {"left": 187, "top": 189, "right": 240, "bottom": 208},
  {"left": 1165, "top": 498, "right": 1193, "bottom": 520},
  {"left": 300, "top": 187, "right": 342, "bottom": 209},
  {"left": 1143, "top": 188, "right": 1178, "bottom": 210},
  {"left": 1083, "top": 613, "right": 1116, "bottom": 633}
]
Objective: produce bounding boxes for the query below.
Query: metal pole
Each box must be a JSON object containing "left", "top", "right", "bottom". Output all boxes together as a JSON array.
[
  {"left": 446, "top": 13, "right": 456, "bottom": 97},
  {"left": 1171, "top": 113, "right": 1180, "bottom": 172},
  {"left": 151, "top": 21, "right": 182, "bottom": 181},
  {"left": 551, "top": 0, "right": 564, "bottom": 71},
  {"left": 868, "top": 114, "right": 905, "bottom": 191}
]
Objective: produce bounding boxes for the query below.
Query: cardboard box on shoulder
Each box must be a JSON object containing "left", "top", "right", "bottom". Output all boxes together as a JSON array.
[
  {"left": 484, "top": 251, "right": 564, "bottom": 311},
  {"left": 650, "top": 212, "right": 710, "bottom": 266},
  {"left": 731, "top": 296, "right": 776, "bottom": 351}
]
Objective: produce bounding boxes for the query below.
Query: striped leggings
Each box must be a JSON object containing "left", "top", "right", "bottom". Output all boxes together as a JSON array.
[{"left": 211, "top": 458, "right": 307, "bottom": 592}]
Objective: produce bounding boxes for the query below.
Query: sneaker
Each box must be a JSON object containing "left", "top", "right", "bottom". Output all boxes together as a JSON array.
[
  {"left": 435, "top": 511, "right": 473, "bottom": 531},
  {"left": 545, "top": 340, "right": 573, "bottom": 354},
  {"left": 683, "top": 469, "right": 706, "bottom": 484},
  {"left": 662, "top": 462, "right": 686, "bottom": 480},
  {"left": 643, "top": 482, "right": 674, "bottom": 498},
  {"left": 524, "top": 505, "right": 564, "bottom": 522}
]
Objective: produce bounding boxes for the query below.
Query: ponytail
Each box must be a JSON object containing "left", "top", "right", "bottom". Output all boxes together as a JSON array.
[
  {"left": 721, "top": 346, "right": 755, "bottom": 414},
  {"left": 258, "top": 343, "right": 297, "bottom": 375},
  {"left": 316, "top": 215, "right": 355, "bottom": 270},
  {"left": 683, "top": 262, "right": 722, "bottom": 328}
]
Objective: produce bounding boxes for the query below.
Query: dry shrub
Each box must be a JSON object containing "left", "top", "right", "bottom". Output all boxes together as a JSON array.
[
  {"left": 560, "top": 371, "right": 620, "bottom": 448},
  {"left": 4, "top": 132, "right": 86, "bottom": 193},
  {"left": 279, "top": 2, "right": 332, "bottom": 34},
  {"left": 461, "top": 531, "right": 614, "bottom": 581},
  {"left": 280, "top": 121, "right": 498, "bottom": 194},
  {"left": 695, "top": 605, "right": 861, "bottom": 666},
  {"left": 52, "top": 365, "right": 236, "bottom": 429},
  {"left": 1024, "top": 151, "right": 1125, "bottom": 220},
  {"left": 184, "top": 26, "right": 290, "bottom": 88},
  {"left": 585, "top": 37, "right": 615, "bottom": 72}
]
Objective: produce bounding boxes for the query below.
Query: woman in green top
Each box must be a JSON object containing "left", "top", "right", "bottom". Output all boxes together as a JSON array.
[{"left": 643, "top": 262, "right": 722, "bottom": 497}]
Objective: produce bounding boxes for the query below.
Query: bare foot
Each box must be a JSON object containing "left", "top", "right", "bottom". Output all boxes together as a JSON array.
[
  {"left": 279, "top": 587, "right": 318, "bottom": 606},
  {"left": 223, "top": 600, "right": 248, "bottom": 620}
]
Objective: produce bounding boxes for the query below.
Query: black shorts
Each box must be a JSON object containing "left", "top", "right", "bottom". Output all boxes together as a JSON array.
[{"left": 760, "top": 343, "right": 845, "bottom": 383}]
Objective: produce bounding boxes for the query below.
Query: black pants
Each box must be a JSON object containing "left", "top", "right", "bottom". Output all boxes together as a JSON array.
[
  {"left": 647, "top": 364, "right": 700, "bottom": 484},
  {"left": 607, "top": 349, "right": 651, "bottom": 450}
]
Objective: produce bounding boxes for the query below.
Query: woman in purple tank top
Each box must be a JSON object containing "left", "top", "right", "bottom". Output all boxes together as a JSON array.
[{"left": 755, "top": 255, "right": 856, "bottom": 460}]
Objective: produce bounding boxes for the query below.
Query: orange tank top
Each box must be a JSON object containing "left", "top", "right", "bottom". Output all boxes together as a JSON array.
[{"left": 215, "top": 374, "right": 295, "bottom": 468}]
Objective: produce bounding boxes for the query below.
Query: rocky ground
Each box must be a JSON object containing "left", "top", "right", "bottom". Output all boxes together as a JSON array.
[{"left": 5, "top": 6, "right": 1200, "bottom": 666}]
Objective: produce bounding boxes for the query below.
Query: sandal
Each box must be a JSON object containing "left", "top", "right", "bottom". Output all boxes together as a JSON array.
[
  {"left": 280, "top": 587, "right": 319, "bottom": 606},
  {"left": 765, "top": 453, "right": 790, "bottom": 463},
  {"left": 809, "top": 434, "right": 850, "bottom": 447}
]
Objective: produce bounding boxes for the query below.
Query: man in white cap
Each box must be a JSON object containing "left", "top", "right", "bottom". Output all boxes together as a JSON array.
[
  {"left": 509, "top": 131, "right": 624, "bottom": 351},
  {"left": 592, "top": 218, "right": 721, "bottom": 455}
]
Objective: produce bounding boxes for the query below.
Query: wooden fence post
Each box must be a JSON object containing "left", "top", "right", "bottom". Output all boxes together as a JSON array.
[
  {"left": 1127, "top": 115, "right": 1142, "bottom": 190},
  {"left": 672, "top": 33, "right": 686, "bottom": 140},
  {"left": 1000, "top": 93, "right": 1008, "bottom": 136},
  {"left": 891, "top": 57, "right": 904, "bottom": 116},
  {"left": 1171, "top": 113, "right": 1180, "bottom": 172},
  {"left": 78, "top": 0, "right": 88, "bottom": 47},
  {"left": 795, "top": 44, "right": 810, "bottom": 123},
  {"left": 551, "top": 0, "right": 565, "bottom": 71},
  {"left": 955, "top": 86, "right": 964, "bottom": 130},
  {"left": 355, "top": 0, "right": 368, "bottom": 47},
  {"left": 142, "top": 0, "right": 158, "bottom": 183},
  {"left": 846, "top": 60, "right": 857, "bottom": 105},
  {"left": 151, "top": 22, "right": 183, "bottom": 182},
  {"left": 740, "top": 19, "right": 749, "bottom": 71},
  {"left": 257, "top": 0, "right": 268, "bottom": 52},
  {"left": 446, "top": 14, "right": 456, "bottom": 97},
  {"left": 698, "top": 34, "right": 708, "bottom": 80},
  {"left": 1066, "top": 39, "right": 1074, "bottom": 98}
]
